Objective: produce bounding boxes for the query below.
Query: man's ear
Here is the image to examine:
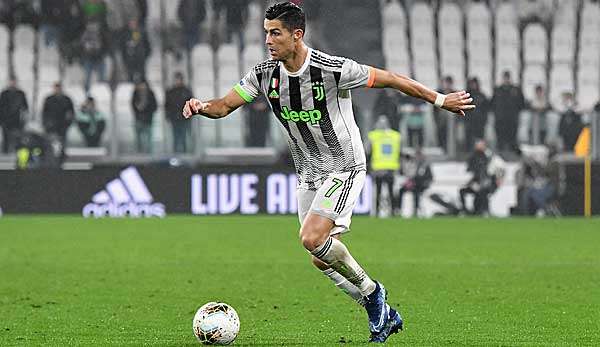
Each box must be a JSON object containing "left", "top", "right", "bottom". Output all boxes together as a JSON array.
[{"left": 293, "top": 29, "right": 304, "bottom": 41}]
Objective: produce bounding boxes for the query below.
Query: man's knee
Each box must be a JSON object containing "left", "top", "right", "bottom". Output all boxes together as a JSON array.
[
  {"left": 299, "top": 214, "right": 335, "bottom": 251},
  {"left": 299, "top": 224, "right": 327, "bottom": 251}
]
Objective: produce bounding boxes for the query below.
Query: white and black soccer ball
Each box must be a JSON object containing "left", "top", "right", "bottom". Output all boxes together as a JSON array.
[{"left": 192, "top": 302, "right": 240, "bottom": 345}]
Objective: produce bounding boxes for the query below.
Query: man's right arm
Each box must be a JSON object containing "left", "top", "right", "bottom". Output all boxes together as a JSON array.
[{"left": 182, "top": 88, "right": 247, "bottom": 120}]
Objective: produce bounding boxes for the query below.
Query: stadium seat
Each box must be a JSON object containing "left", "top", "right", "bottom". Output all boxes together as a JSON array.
[
  {"left": 576, "top": 65, "right": 600, "bottom": 110},
  {"left": 114, "top": 83, "right": 136, "bottom": 152},
  {"left": 466, "top": 2, "right": 492, "bottom": 95},
  {"left": 553, "top": 0, "right": 577, "bottom": 29},
  {"left": 469, "top": 60, "right": 493, "bottom": 97},
  {"left": 165, "top": 52, "right": 189, "bottom": 83},
  {"left": 549, "top": 64, "right": 574, "bottom": 111},
  {"left": 410, "top": 2, "right": 433, "bottom": 29},
  {"left": 438, "top": 3, "right": 465, "bottom": 87},
  {"left": 410, "top": 3, "right": 437, "bottom": 87},
  {"left": 14, "top": 27, "right": 35, "bottom": 88},
  {"left": 581, "top": 0, "right": 600, "bottom": 31},
  {"left": 64, "top": 85, "right": 88, "bottom": 147},
  {"left": 147, "top": 0, "right": 161, "bottom": 27},
  {"left": 217, "top": 43, "right": 240, "bottom": 96},
  {"left": 522, "top": 64, "right": 547, "bottom": 101},
  {"left": 147, "top": 44, "right": 162, "bottom": 84},
  {"left": 523, "top": 24, "right": 547, "bottom": 65},
  {"left": 38, "top": 41, "right": 60, "bottom": 86},
  {"left": 216, "top": 44, "right": 243, "bottom": 148},
  {"left": 192, "top": 44, "right": 215, "bottom": 99},
  {"left": 244, "top": 2, "right": 264, "bottom": 45},
  {"left": 65, "top": 63, "right": 85, "bottom": 88},
  {"left": 495, "top": 3, "right": 520, "bottom": 84},
  {"left": 551, "top": 25, "right": 576, "bottom": 64},
  {"left": 242, "top": 44, "right": 266, "bottom": 74},
  {"left": 0, "top": 25, "right": 8, "bottom": 84},
  {"left": 382, "top": 1, "right": 410, "bottom": 75}
]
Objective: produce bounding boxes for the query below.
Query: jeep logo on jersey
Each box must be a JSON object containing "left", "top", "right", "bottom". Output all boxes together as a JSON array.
[
  {"left": 82, "top": 166, "right": 166, "bottom": 218},
  {"left": 281, "top": 106, "right": 322, "bottom": 125}
]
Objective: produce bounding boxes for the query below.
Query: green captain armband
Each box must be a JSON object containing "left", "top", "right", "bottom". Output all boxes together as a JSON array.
[{"left": 233, "top": 84, "right": 254, "bottom": 103}]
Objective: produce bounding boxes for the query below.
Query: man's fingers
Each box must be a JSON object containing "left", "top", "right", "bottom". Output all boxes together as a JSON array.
[
  {"left": 463, "top": 97, "right": 473, "bottom": 104},
  {"left": 190, "top": 100, "right": 199, "bottom": 113},
  {"left": 461, "top": 104, "right": 476, "bottom": 110}
]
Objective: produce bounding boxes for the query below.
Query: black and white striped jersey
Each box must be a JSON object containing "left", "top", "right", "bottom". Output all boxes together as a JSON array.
[{"left": 234, "top": 48, "right": 375, "bottom": 190}]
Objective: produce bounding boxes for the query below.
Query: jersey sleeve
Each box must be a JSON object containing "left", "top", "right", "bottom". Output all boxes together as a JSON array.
[
  {"left": 338, "top": 58, "right": 376, "bottom": 90},
  {"left": 233, "top": 69, "right": 262, "bottom": 103}
]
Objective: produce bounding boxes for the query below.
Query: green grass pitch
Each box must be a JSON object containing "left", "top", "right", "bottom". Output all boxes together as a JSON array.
[{"left": 1, "top": 216, "right": 599, "bottom": 346}]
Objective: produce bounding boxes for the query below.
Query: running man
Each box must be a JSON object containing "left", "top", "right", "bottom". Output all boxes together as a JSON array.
[{"left": 182, "top": 2, "right": 474, "bottom": 342}]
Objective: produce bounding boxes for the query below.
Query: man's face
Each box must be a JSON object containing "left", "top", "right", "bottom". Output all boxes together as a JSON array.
[
  {"left": 264, "top": 19, "right": 299, "bottom": 61},
  {"left": 475, "top": 140, "right": 486, "bottom": 152}
]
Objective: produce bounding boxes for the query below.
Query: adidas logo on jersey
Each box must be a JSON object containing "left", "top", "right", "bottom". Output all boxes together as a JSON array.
[
  {"left": 280, "top": 106, "right": 322, "bottom": 125},
  {"left": 82, "top": 166, "right": 166, "bottom": 218}
]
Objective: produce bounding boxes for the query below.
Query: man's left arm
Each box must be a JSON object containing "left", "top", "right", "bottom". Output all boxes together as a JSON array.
[{"left": 370, "top": 67, "right": 475, "bottom": 116}]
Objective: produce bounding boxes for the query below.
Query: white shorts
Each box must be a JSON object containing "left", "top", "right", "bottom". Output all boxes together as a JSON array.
[{"left": 297, "top": 170, "right": 366, "bottom": 235}]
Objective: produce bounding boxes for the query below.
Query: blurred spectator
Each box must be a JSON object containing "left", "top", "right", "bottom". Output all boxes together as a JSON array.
[
  {"left": 178, "top": 0, "right": 207, "bottom": 51},
  {"left": 367, "top": 116, "right": 401, "bottom": 217},
  {"left": 120, "top": 18, "right": 151, "bottom": 82},
  {"left": 400, "top": 97, "right": 427, "bottom": 148},
  {"left": 515, "top": 145, "right": 561, "bottom": 216},
  {"left": 214, "top": 0, "right": 248, "bottom": 51},
  {"left": 16, "top": 122, "right": 62, "bottom": 169},
  {"left": 397, "top": 148, "right": 432, "bottom": 217},
  {"left": 136, "top": 0, "right": 147, "bottom": 26},
  {"left": 40, "top": 1, "right": 71, "bottom": 47},
  {"left": 52, "top": 0, "right": 85, "bottom": 63},
  {"left": 76, "top": 96, "right": 106, "bottom": 147},
  {"left": 165, "top": 72, "right": 193, "bottom": 153},
  {"left": 0, "top": 0, "right": 39, "bottom": 31},
  {"left": 433, "top": 76, "right": 456, "bottom": 151},
  {"left": 106, "top": 0, "right": 142, "bottom": 37},
  {"left": 373, "top": 89, "right": 402, "bottom": 131},
  {"left": 465, "top": 77, "right": 490, "bottom": 150},
  {"left": 41, "top": 82, "right": 74, "bottom": 154},
  {"left": 558, "top": 92, "right": 583, "bottom": 153},
  {"left": 459, "top": 139, "right": 505, "bottom": 215},
  {"left": 528, "top": 84, "right": 551, "bottom": 145},
  {"left": 80, "top": 20, "right": 109, "bottom": 92},
  {"left": 82, "top": 0, "right": 107, "bottom": 23},
  {"left": 491, "top": 71, "right": 525, "bottom": 153},
  {"left": 131, "top": 80, "right": 157, "bottom": 153},
  {"left": 245, "top": 95, "right": 270, "bottom": 147},
  {"left": 0, "top": 77, "right": 28, "bottom": 153}
]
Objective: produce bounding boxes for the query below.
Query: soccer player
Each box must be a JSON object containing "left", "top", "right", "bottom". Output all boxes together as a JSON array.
[{"left": 182, "top": 2, "right": 475, "bottom": 342}]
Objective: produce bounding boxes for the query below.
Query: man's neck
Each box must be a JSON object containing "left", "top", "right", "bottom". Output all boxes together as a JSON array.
[{"left": 282, "top": 43, "right": 308, "bottom": 74}]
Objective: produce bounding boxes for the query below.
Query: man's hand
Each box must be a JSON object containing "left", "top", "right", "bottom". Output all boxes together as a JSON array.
[
  {"left": 182, "top": 98, "right": 211, "bottom": 119},
  {"left": 441, "top": 91, "right": 475, "bottom": 116}
]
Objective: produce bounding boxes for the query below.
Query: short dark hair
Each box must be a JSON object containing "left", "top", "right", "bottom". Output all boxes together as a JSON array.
[{"left": 265, "top": 2, "right": 305, "bottom": 33}]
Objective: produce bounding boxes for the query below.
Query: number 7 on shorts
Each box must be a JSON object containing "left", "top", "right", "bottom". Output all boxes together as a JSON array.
[{"left": 325, "top": 178, "right": 344, "bottom": 198}]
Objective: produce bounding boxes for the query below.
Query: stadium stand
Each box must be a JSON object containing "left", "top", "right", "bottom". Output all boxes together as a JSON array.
[
  {"left": 577, "top": 0, "right": 600, "bottom": 110},
  {"left": 1, "top": 0, "right": 599, "bottom": 161},
  {"left": 494, "top": 1, "right": 520, "bottom": 84},
  {"left": 438, "top": 2, "right": 465, "bottom": 89},
  {"left": 217, "top": 43, "right": 243, "bottom": 147},
  {"left": 410, "top": 2, "right": 437, "bottom": 89},
  {"left": 0, "top": 25, "right": 8, "bottom": 88},
  {"left": 382, "top": 0, "right": 410, "bottom": 76},
  {"left": 466, "top": 1, "right": 493, "bottom": 96}
]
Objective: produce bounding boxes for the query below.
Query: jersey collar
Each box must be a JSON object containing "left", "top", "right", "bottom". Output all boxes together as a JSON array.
[{"left": 281, "top": 47, "right": 312, "bottom": 77}]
